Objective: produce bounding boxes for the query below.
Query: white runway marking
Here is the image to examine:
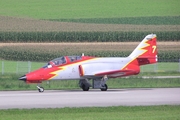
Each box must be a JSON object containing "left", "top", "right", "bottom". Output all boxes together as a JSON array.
[{"left": 0, "top": 88, "right": 180, "bottom": 109}]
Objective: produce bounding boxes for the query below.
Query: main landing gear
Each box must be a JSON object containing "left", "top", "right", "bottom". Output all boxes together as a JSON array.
[
  {"left": 100, "top": 75, "right": 108, "bottom": 91},
  {"left": 100, "top": 84, "right": 108, "bottom": 91},
  {"left": 79, "top": 79, "right": 91, "bottom": 91},
  {"left": 92, "top": 75, "right": 108, "bottom": 91},
  {"left": 37, "top": 84, "right": 44, "bottom": 92},
  {"left": 79, "top": 75, "right": 109, "bottom": 91}
]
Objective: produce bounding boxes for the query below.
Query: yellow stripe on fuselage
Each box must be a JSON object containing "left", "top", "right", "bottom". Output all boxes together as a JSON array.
[{"left": 48, "top": 58, "right": 100, "bottom": 80}]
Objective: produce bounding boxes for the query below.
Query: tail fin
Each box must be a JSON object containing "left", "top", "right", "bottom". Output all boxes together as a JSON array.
[{"left": 129, "top": 34, "right": 157, "bottom": 66}]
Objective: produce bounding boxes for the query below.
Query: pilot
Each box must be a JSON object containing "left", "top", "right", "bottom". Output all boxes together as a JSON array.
[
  {"left": 54, "top": 61, "right": 59, "bottom": 65},
  {"left": 47, "top": 61, "right": 55, "bottom": 68},
  {"left": 71, "top": 57, "right": 76, "bottom": 62},
  {"left": 47, "top": 64, "right": 52, "bottom": 68}
]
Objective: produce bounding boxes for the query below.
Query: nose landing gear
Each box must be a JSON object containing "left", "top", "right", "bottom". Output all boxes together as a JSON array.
[{"left": 37, "top": 84, "right": 44, "bottom": 92}]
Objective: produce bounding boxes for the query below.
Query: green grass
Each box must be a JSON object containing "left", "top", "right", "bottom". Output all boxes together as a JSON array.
[
  {"left": 141, "top": 62, "right": 180, "bottom": 73},
  {"left": 0, "top": 60, "right": 45, "bottom": 74},
  {"left": 0, "top": 0, "right": 179, "bottom": 19},
  {"left": 109, "top": 77, "right": 180, "bottom": 88},
  {"left": 0, "top": 73, "right": 180, "bottom": 91},
  {"left": 0, "top": 105, "right": 179, "bottom": 120},
  {"left": 53, "top": 16, "right": 180, "bottom": 25}
]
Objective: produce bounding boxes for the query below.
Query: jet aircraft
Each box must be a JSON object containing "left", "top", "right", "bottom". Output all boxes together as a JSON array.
[{"left": 19, "top": 34, "right": 157, "bottom": 92}]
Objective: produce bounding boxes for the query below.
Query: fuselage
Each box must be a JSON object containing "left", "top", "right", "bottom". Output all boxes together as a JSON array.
[{"left": 24, "top": 56, "right": 140, "bottom": 83}]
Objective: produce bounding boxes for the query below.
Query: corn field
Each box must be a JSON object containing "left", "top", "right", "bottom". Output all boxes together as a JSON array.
[
  {"left": 0, "top": 42, "right": 179, "bottom": 62},
  {"left": 0, "top": 31, "right": 179, "bottom": 42}
]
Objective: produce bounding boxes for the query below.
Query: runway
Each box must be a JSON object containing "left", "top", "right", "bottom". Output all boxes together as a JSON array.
[{"left": 0, "top": 88, "right": 180, "bottom": 109}]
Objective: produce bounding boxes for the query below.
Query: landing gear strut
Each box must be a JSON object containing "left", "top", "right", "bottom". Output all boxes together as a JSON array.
[
  {"left": 93, "top": 75, "right": 108, "bottom": 91},
  {"left": 100, "top": 75, "right": 108, "bottom": 91},
  {"left": 37, "top": 84, "right": 44, "bottom": 92}
]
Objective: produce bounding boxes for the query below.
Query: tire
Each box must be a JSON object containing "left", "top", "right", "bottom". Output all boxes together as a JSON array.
[
  {"left": 82, "top": 84, "right": 89, "bottom": 91},
  {"left": 101, "top": 84, "right": 108, "bottom": 91},
  {"left": 38, "top": 87, "right": 44, "bottom": 92}
]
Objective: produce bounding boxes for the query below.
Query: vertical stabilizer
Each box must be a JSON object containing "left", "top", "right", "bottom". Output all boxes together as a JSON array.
[{"left": 129, "top": 34, "right": 157, "bottom": 65}]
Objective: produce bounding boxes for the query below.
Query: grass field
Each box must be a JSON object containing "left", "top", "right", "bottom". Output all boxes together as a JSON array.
[
  {"left": 1, "top": 72, "right": 180, "bottom": 91},
  {"left": 0, "top": 0, "right": 179, "bottom": 32},
  {"left": 0, "top": 16, "right": 179, "bottom": 33},
  {"left": 0, "top": 60, "right": 45, "bottom": 74},
  {"left": 0, "top": 0, "right": 179, "bottom": 19},
  {"left": 0, "top": 105, "right": 179, "bottom": 120},
  {"left": 57, "top": 16, "right": 180, "bottom": 25}
]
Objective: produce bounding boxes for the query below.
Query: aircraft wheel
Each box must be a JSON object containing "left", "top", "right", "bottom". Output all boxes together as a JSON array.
[
  {"left": 38, "top": 87, "right": 44, "bottom": 92},
  {"left": 82, "top": 84, "right": 89, "bottom": 91},
  {"left": 101, "top": 84, "right": 108, "bottom": 91}
]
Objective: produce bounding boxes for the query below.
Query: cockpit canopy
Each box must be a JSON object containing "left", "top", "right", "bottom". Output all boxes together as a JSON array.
[
  {"left": 43, "top": 56, "right": 82, "bottom": 68},
  {"left": 50, "top": 56, "right": 66, "bottom": 66}
]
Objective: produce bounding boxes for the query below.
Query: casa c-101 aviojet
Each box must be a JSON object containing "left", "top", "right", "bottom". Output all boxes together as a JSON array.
[{"left": 19, "top": 34, "right": 157, "bottom": 92}]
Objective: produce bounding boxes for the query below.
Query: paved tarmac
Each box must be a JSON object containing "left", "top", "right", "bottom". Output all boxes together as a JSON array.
[{"left": 0, "top": 88, "right": 180, "bottom": 109}]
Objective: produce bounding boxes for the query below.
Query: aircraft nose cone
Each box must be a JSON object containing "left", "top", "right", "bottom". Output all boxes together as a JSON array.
[{"left": 19, "top": 75, "right": 27, "bottom": 81}]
